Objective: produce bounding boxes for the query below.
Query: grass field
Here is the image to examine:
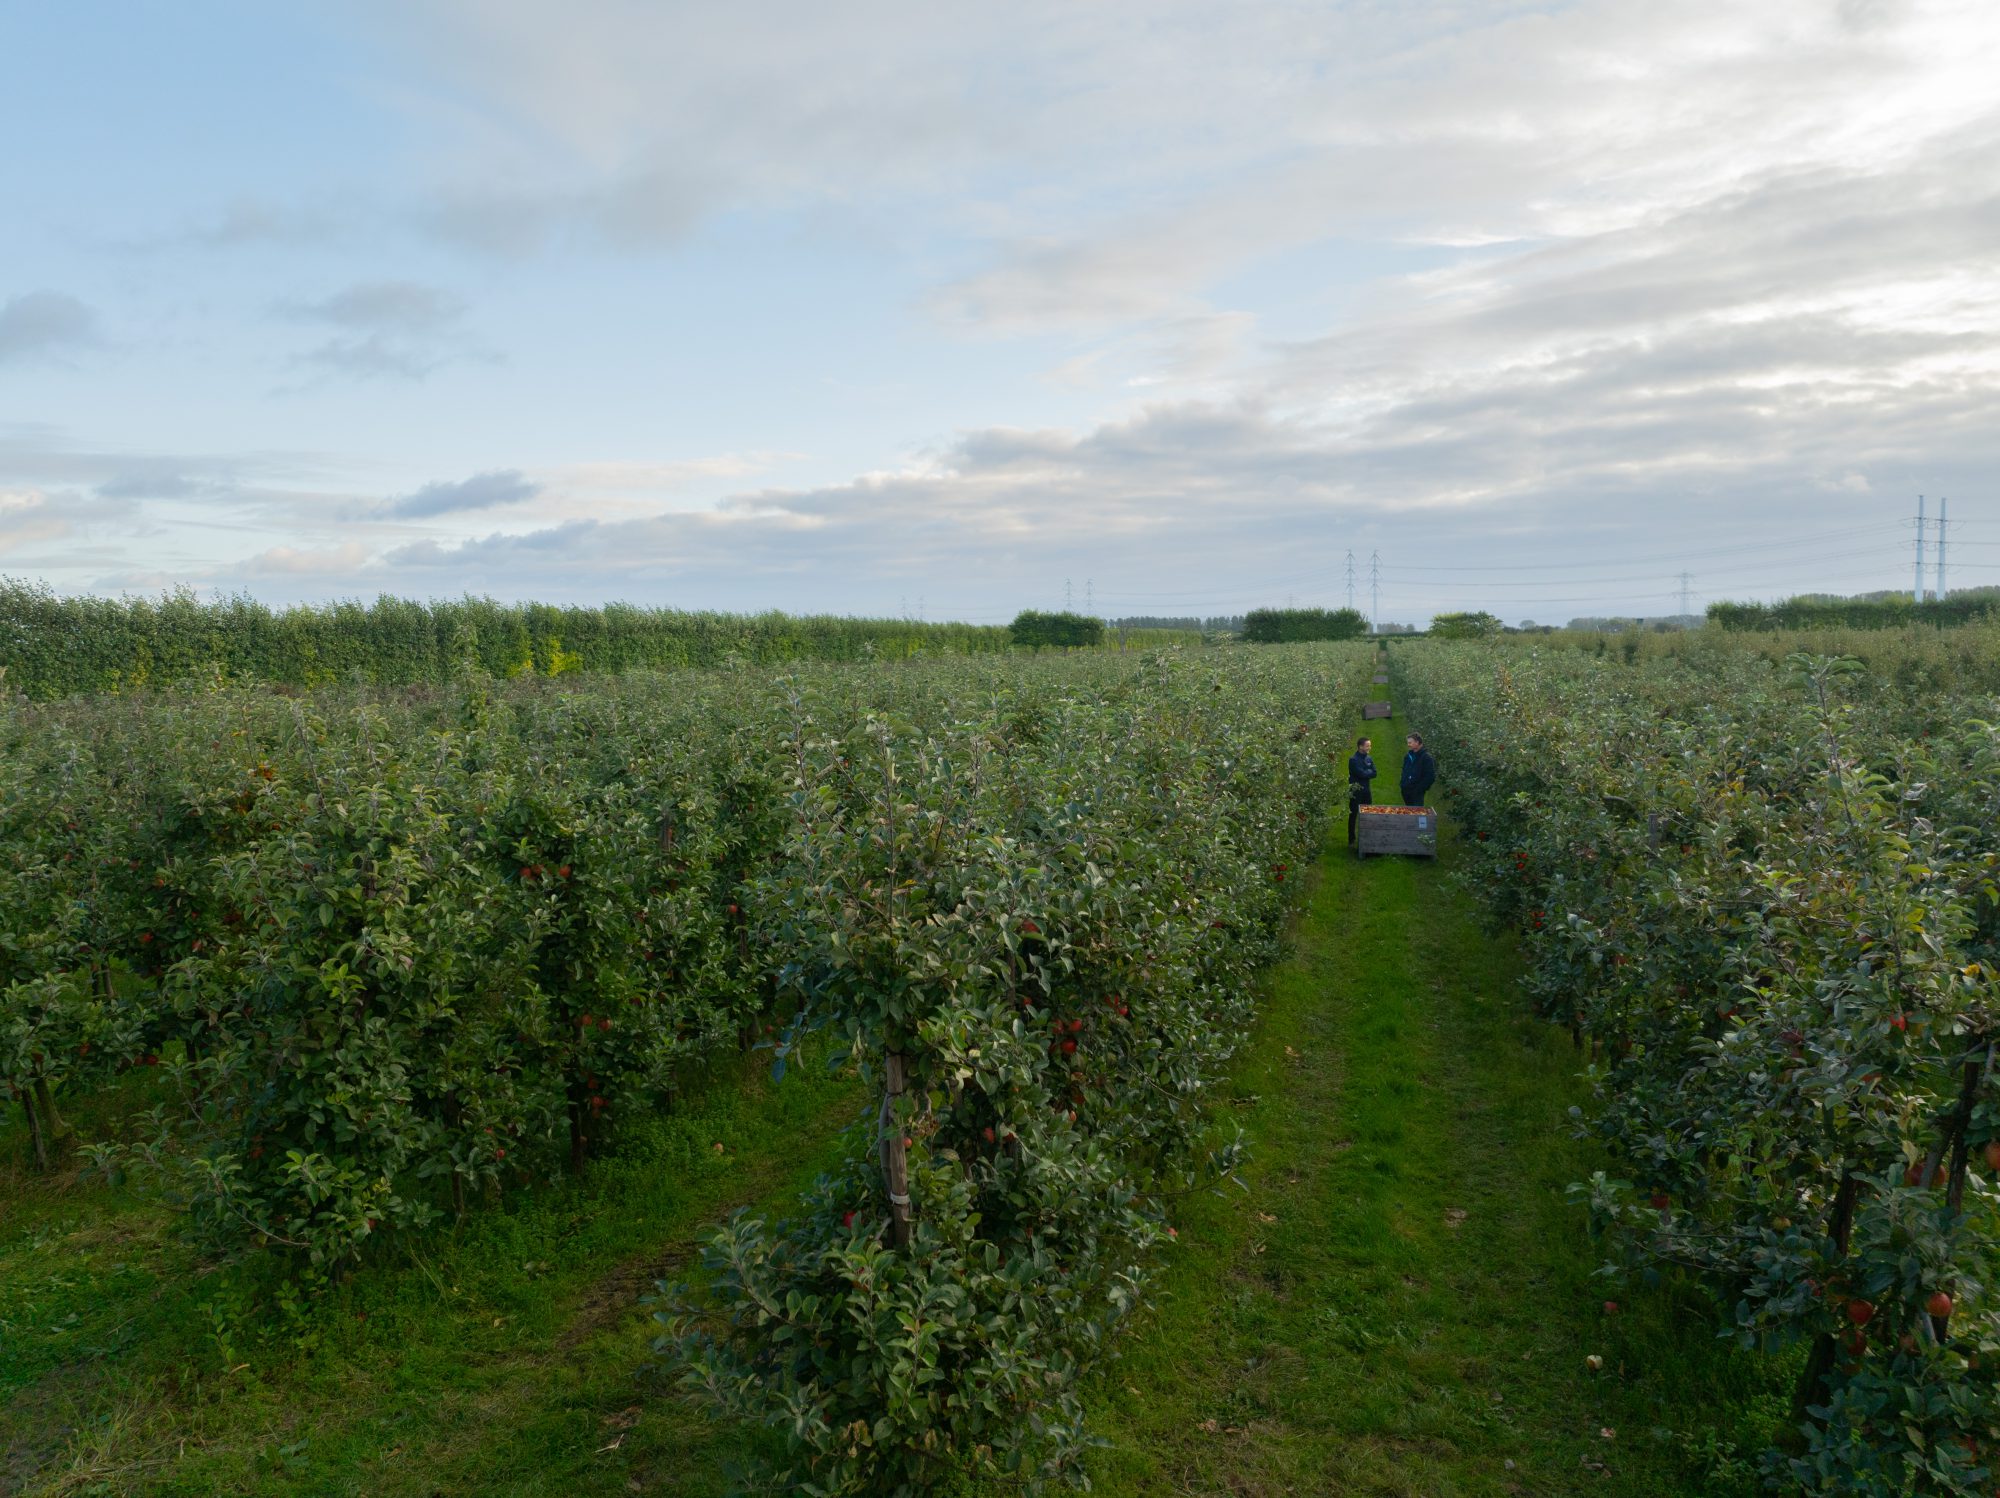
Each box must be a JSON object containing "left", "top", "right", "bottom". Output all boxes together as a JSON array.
[{"left": 0, "top": 794, "right": 1786, "bottom": 1495}]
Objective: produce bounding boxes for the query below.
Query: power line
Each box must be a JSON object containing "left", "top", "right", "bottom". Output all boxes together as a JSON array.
[
  {"left": 1369, "top": 523, "right": 1904, "bottom": 573},
  {"left": 1091, "top": 524, "right": 1911, "bottom": 600},
  {"left": 1121, "top": 543, "right": 1895, "bottom": 601}
]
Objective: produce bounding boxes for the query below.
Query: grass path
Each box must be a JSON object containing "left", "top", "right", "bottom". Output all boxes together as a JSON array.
[{"left": 1077, "top": 816, "right": 1784, "bottom": 1495}]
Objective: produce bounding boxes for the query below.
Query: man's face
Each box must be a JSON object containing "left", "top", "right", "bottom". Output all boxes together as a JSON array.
[
  {"left": 1360, "top": 739, "right": 1371, "bottom": 754},
  {"left": 1406, "top": 737, "right": 1420, "bottom": 752}
]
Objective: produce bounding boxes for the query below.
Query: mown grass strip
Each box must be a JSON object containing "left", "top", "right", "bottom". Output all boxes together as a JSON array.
[
  {"left": 0, "top": 1049, "right": 861, "bottom": 1496},
  {"left": 1078, "top": 818, "right": 1785, "bottom": 1495}
]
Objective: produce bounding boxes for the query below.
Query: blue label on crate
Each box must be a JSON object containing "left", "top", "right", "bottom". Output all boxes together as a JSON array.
[{"left": 1418, "top": 817, "right": 1429, "bottom": 828}]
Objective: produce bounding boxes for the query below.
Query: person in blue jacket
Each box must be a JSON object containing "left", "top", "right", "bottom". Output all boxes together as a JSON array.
[
  {"left": 1346, "top": 736, "right": 1376, "bottom": 845},
  {"left": 1400, "top": 733, "right": 1437, "bottom": 807}
]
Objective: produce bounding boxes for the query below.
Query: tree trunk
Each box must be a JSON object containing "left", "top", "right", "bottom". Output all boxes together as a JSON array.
[
  {"left": 1785, "top": 1170, "right": 1861, "bottom": 1446},
  {"left": 879, "top": 1052, "right": 913, "bottom": 1249},
  {"left": 33, "top": 1077, "right": 70, "bottom": 1140},
  {"left": 22, "top": 1091, "right": 49, "bottom": 1171},
  {"left": 568, "top": 1081, "right": 588, "bottom": 1172}
]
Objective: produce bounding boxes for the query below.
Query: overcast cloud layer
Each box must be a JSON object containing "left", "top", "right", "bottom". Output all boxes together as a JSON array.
[{"left": 3, "top": 0, "right": 1996, "bottom": 624}]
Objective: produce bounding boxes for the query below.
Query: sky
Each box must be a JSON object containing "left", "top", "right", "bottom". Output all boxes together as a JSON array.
[{"left": 3, "top": 0, "right": 1998, "bottom": 627}]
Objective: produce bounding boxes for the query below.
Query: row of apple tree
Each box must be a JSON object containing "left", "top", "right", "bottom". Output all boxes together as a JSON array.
[
  {"left": 1, "top": 643, "right": 1363, "bottom": 1490},
  {"left": 1396, "top": 639, "right": 2000, "bottom": 1496},
  {"left": 1, "top": 668, "right": 793, "bottom": 1261},
  {"left": 653, "top": 644, "right": 1363, "bottom": 1493}
]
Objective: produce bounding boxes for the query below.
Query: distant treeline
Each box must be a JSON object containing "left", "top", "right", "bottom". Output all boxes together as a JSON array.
[
  {"left": 0, "top": 583, "right": 1015, "bottom": 699},
  {"left": 1708, "top": 589, "right": 2000, "bottom": 632},
  {"left": 1564, "top": 614, "right": 1700, "bottom": 633},
  {"left": 1241, "top": 607, "right": 1367, "bottom": 643},
  {"left": 1110, "top": 615, "right": 1245, "bottom": 633}
]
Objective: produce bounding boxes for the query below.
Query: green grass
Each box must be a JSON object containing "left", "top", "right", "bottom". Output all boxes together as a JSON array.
[
  {"left": 1075, "top": 824, "right": 1787, "bottom": 1496},
  {"left": 0, "top": 1047, "right": 862, "bottom": 1496},
  {"left": 3, "top": 809, "right": 1788, "bottom": 1496}
]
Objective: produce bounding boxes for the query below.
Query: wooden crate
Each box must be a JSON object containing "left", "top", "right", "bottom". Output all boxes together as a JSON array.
[
  {"left": 1356, "top": 805, "right": 1438, "bottom": 859},
  {"left": 1371, "top": 673, "right": 1388, "bottom": 684},
  {"left": 1361, "top": 701, "right": 1393, "bottom": 720}
]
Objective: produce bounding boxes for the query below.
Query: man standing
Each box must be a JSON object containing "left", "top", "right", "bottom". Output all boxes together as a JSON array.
[
  {"left": 1400, "top": 733, "right": 1437, "bottom": 807},
  {"left": 1346, "top": 736, "right": 1376, "bottom": 845}
]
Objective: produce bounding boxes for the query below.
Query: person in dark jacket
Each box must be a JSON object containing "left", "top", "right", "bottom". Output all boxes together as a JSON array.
[
  {"left": 1346, "top": 736, "right": 1375, "bottom": 845},
  {"left": 1401, "top": 733, "right": 1437, "bottom": 806}
]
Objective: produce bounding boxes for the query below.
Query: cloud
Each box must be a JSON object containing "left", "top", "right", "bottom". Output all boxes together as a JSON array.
[
  {"left": 0, "top": 490, "right": 73, "bottom": 553},
  {"left": 193, "top": 198, "right": 345, "bottom": 248},
  {"left": 13, "top": 2, "right": 2000, "bottom": 622},
  {"left": 288, "top": 279, "right": 466, "bottom": 331},
  {"left": 421, "top": 165, "right": 718, "bottom": 256},
  {"left": 927, "top": 4, "right": 2000, "bottom": 335},
  {"left": 294, "top": 335, "right": 455, "bottom": 381},
  {"left": 280, "top": 279, "right": 488, "bottom": 381},
  {"left": 387, "top": 468, "right": 540, "bottom": 517},
  {"left": 0, "top": 292, "right": 101, "bottom": 364},
  {"left": 243, "top": 541, "right": 376, "bottom": 575},
  {"left": 95, "top": 467, "right": 217, "bottom": 501},
  {"left": 114, "top": 197, "right": 350, "bottom": 254},
  {"left": 39, "top": 342, "right": 1984, "bottom": 613},
  {"left": 362, "top": 0, "right": 1433, "bottom": 256}
]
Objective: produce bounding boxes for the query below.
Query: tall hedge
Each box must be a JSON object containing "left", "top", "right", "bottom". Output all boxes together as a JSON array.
[
  {"left": 1239, "top": 606, "right": 1366, "bottom": 643},
  {"left": 0, "top": 581, "right": 1013, "bottom": 698},
  {"left": 1709, "top": 593, "right": 2000, "bottom": 632},
  {"left": 1008, "top": 610, "right": 1106, "bottom": 649}
]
